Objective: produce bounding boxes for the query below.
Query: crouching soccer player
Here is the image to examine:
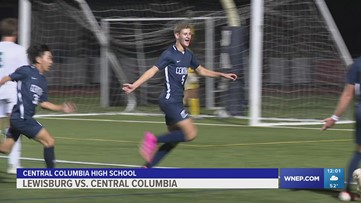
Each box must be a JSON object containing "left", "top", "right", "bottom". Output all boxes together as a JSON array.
[{"left": 0, "top": 44, "right": 76, "bottom": 168}]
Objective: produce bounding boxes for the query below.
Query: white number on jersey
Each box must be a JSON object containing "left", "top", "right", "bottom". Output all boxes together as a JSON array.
[
  {"left": 181, "top": 75, "right": 186, "bottom": 85},
  {"left": 33, "top": 94, "right": 40, "bottom": 104}
]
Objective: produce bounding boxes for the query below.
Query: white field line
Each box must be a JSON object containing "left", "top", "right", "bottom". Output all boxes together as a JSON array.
[
  {"left": 38, "top": 117, "right": 353, "bottom": 132},
  {"left": 0, "top": 155, "right": 173, "bottom": 168}
]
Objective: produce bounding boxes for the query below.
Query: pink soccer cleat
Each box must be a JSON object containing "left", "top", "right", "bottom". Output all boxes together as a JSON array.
[{"left": 139, "top": 131, "right": 157, "bottom": 163}]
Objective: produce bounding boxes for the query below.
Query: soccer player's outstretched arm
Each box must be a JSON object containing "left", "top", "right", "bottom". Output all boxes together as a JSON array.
[
  {"left": 195, "top": 65, "right": 237, "bottom": 81},
  {"left": 122, "top": 66, "right": 159, "bottom": 94},
  {"left": 39, "top": 102, "right": 76, "bottom": 113},
  {"left": 0, "top": 76, "right": 12, "bottom": 86},
  {"left": 322, "top": 84, "right": 354, "bottom": 130}
]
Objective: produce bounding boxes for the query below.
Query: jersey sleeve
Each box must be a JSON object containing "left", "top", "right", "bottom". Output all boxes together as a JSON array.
[
  {"left": 9, "top": 66, "right": 28, "bottom": 81},
  {"left": 346, "top": 60, "right": 361, "bottom": 85},
  {"left": 189, "top": 52, "right": 200, "bottom": 70},
  {"left": 155, "top": 50, "right": 171, "bottom": 70}
]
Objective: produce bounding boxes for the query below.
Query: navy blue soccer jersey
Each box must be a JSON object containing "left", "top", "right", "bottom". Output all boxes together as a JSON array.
[
  {"left": 347, "top": 58, "right": 361, "bottom": 101},
  {"left": 155, "top": 45, "right": 200, "bottom": 102},
  {"left": 9, "top": 65, "right": 48, "bottom": 119}
]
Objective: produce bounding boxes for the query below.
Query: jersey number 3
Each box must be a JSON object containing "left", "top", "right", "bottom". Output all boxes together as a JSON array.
[{"left": 33, "top": 94, "right": 40, "bottom": 104}]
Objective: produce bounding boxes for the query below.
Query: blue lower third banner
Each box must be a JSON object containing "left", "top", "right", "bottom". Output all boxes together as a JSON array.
[
  {"left": 16, "top": 168, "right": 279, "bottom": 189},
  {"left": 279, "top": 168, "right": 344, "bottom": 189}
]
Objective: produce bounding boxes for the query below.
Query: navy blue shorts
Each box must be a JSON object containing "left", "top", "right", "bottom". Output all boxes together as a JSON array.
[
  {"left": 6, "top": 118, "right": 43, "bottom": 141},
  {"left": 356, "top": 105, "right": 361, "bottom": 144},
  {"left": 159, "top": 100, "right": 190, "bottom": 126}
]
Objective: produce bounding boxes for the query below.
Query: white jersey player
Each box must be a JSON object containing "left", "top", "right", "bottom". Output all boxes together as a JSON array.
[{"left": 0, "top": 18, "right": 28, "bottom": 174}]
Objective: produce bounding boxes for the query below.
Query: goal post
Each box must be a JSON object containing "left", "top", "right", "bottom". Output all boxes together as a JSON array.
[
  {"left": 249, "top": 0, "right": 264, "bottom": 126},
  {"left": 18, "top": 0, "right": 31, "bottom": 49},
  {"left": 314, "top": 0, "right": 353, "bottom": 67},
  {"left": 248, "top": 0, "right": 353, "bottom": 126}
]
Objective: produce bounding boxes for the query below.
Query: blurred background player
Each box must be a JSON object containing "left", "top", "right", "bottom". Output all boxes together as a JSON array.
[
  {"left": 183, "top": 67, "right": 200, "bottom": 117},
  {"left": 0, "top": 18, "right": 28, "bottom": 174},
  {"left": 0, "top": 44, "right": 76, "bottom": 168},
  {"left": 322, "top": 57, "right": 361, "bottom": 201},
  {"left": 123, "top": 23, "right": 237, "bottom": 168}
]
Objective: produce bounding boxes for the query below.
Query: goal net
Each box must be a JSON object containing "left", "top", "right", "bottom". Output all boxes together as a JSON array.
[
  {"left": 25, "top": 0, "right": 351, "bottom": 125},
  {"left": 251, "top": 0, "right": 352, "bottom": 125}
]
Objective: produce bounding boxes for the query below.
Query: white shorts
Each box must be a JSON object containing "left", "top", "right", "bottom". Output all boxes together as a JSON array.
[{"left": 0, "top": 82, "right": 17, "bottom": 117}]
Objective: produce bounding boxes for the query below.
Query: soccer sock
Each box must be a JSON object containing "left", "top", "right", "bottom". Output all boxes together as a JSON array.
[
  {"left": 156, "top": 130, "right": 186, "bottom": 143},
  {"left": 189, "top": 98, "right": 200, "bottom": 116},
  {"left": 346, "top": 151, "right": 361, "bottom": 192},
  {"left": 44, "top": 146, "right": 55, "bottom": 168},
  {"left": 146, "top": 143, "right": 178, "bottom": 168},
  {"left": 8, "top": 137, "right": 21, "bottom": 166}
]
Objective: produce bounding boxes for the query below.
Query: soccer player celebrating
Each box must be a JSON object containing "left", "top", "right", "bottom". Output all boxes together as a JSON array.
[
  {"left": 0, "top": 44, "right": 76, "bottom": 168},
  {"left": 122, "top": 23, "right": 237, "bottom": 167},
  {"left": 322, "top": 58, "right": 361, "bottom": 201},
  {"left": 0, "top": 18, "right": 28, "bottom": 174}
]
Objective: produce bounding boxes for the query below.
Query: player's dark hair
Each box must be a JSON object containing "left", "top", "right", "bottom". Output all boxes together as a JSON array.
[
  {"left": 0, "top": 18, "right": 18, "bottom": 36},
  {"left": 174, "top": 22, "right": 194, "bottom": 34},
  {"left": 27, "top": 44, "right": 52, "bottom": 64}
]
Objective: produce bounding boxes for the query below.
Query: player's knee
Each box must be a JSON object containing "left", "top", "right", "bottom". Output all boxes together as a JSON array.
[
  {"left": 44, "top": 137, "right": 55, "bottom": 148},
  {"left": 0, "top": 138, "right": 16, "bottom": 154},
  {"left": 185, "top": 130, "right": 198, "bottom": 141},
  {"left": 0, "top": 148, "right": 9, "bottom": 154},
  {"left": 48, "top": 137, "right": 55, "bottom": 147},
  {"left": 186, "top": 135, "right": 197, "bottom": 142},
  {"left": 0, "top": 145, "right": 10, "bottom": 154}
]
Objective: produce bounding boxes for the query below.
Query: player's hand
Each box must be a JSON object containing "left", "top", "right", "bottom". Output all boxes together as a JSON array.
[
  {"left": 322, "top": 117, "right": 336, "bottom": 131},
  {"left": 222, "top": 73, "right": 237, "bottom": 81},
  {"left": 62, "top": 102, "right": 76, "bottom": 113},
  {"left": 122, "top": 83, "right": 135, "bottom": 94}
]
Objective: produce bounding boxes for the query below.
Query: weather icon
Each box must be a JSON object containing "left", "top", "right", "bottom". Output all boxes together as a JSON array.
[{"left": 330, "top": 175, "right": 339, "bottom": 181}]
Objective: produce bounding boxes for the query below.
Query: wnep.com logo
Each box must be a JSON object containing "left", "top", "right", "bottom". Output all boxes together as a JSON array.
[{"left": 279, "top": 168, "right": 325, "bottom": 189}]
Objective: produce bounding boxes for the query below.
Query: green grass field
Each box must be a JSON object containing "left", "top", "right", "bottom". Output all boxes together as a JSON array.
[{"left": 0, "top": 115, "right": 356, "bottom": 202}]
